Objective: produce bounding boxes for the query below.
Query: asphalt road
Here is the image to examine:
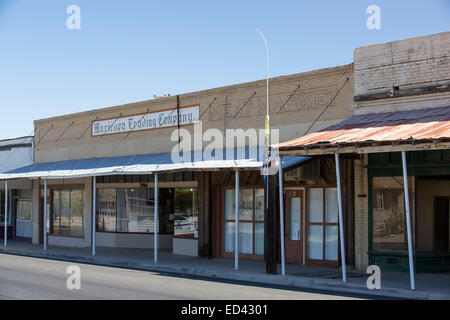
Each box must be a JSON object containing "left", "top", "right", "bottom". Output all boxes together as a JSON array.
[{"left": 0, "top": 253, "right": 368, "bottom": 300}]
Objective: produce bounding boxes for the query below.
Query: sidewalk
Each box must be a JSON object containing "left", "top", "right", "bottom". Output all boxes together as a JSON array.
[{"left": 1, "top": 241, "right": 449, "bottom": 300}]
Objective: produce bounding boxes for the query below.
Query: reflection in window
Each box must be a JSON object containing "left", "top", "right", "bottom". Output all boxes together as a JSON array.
[
  {"left": 97, "top": 188, "right": 155, "bottom": 233},
  {"left": 17, "top": 200, "right": 32, "bottom": 221},
  {"left": 372, "top": 176, "right": 415, "bottom": 251},
  {"left": 52, "top": 189, "right": 84, "bottom": 238},
  {"left": 96, "top": 187, "right": 198, "bottom": 235},
  {"left": 174, "top": 188, "right": 198, "bottom": 238}
]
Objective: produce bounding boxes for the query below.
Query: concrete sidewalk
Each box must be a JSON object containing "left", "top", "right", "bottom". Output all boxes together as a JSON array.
[{"left": 1, "top": 241, "right": 449, "bottom": 300}]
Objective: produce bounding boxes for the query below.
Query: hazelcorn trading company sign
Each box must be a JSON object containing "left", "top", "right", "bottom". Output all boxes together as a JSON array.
[{"left": 92, "top": 105, "right": 200, "bottom": 137}]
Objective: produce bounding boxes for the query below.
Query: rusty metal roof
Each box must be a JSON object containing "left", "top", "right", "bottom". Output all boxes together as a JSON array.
[{"left": 277, "top": 106, "right": 450, "bottom": 154}]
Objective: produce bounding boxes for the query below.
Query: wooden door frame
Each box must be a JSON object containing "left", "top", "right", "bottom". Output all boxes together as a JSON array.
[
  {"left": 284, "top": 189, "right": 304, "bottom": 265},
  {"left": 305, "top": 186, "right": 340, "bottom": 268},
  {"left": 220, "top": 185, "right": 265, "bottom": 261}
]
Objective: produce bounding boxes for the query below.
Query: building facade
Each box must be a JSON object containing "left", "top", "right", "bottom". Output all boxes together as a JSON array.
[
  {"left": 279, "top": 31, "right": 450, "bottom": 276},
  {"left": 21, "top": 64, "right": 354, "bottom": 266},
  {"left": 2, "top": 31, "right": 448, "bottom": 277},
  {"left": 0, "top": 136, "right": 34, "bottom": 242}
]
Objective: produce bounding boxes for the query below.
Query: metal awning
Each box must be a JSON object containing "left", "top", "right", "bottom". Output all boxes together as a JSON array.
[
  {"left": 277, "top": 106, "right": 450, "bottom": 155},
  {"left": 0, "top": 146, "right": 308, "bottom": 180}
]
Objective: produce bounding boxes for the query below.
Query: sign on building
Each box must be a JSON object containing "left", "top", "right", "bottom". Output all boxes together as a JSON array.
[{"left": 92, "top": 105, "right": 199, "bottom": 137}]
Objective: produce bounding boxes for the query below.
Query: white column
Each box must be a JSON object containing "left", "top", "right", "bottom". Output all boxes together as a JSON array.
[
  {"left": 43, "top": 179, "right": 47, "bottom": 251},
  {"left": 4, "top": 181, "right": 8, "bottom": 246},
  {"left": 278, "top": 157, "right": 286, "bottom": 276},
  {"left": 401, "top": 151, "right": 415, "bottom": 290},
  {"left": 154, "top": 173, "right": 159, "bottom": 263},
  {"left": 92, "top": 177, "right": 96, "bottom": 256},
  {"left": 235, "top": 170, "right": 239, "bottom": 271},
  {"left": 334, "top": 154, "right": 347, "bottom": 283}
]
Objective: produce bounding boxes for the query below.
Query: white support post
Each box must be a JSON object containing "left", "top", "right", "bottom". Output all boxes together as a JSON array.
[
  {"left": 92, "top": 177, "right": 96, "bottom": 256},
  {"left": 235, "top": 170, "right": 239, "bottom": 271},
  {"left": 278, "top": 157, "right": 286, "bottom": 276},
  {"left": 43, "top": 179, "right": 47, "bottom": 251},
  {"left": 154, "top": 173, "right": 159, "bottom": 263},
  {"left": 4, "top": 181, "right": 8, "bottom": 246},
  {"left": 401, "top": 151, "right": 416, "bottom": 290},
  {"left": 334, "top": 154, "right": 347, "bottom": 283}
]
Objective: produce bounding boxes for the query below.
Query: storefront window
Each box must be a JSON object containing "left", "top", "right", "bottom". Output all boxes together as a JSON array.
[
  {"left": 51, "top": 189, "right": 84, "bottom": 238},
  {"left": 372, "top": 176, "right": 415, "bottom": 252},
  {"left": 174, "top": 188, "right": 198, "bottom": 238},
  {"left": 97, "top": 188, "right": 154, "bottom": 233},
  {"left": 224, "top": 188, "right": 264, "bottom": 255},
  {"left": 0, "top": 190, "right": 12, "bottom": 225},
  {"left": 17, "top": 200, "right": 32, "bottom": 221},
  {"left": 307, "top": 187, "right": 339, "bottom": 262},
  {"left": 97, "top": 187, "right": 198, "bottom": 235}
]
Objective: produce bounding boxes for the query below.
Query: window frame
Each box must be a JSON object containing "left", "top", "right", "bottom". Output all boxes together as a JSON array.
[
  {"left": 222, "top": 186, "right": 265, "bottom": 260},
  {"left": 305, "top": 186, "right": 340, "bottom": 267},
  {"left": 49, "top": 186, "right": 85, "bottom": 238},
  {"left": 17, "top": 199, "right": 32, "bottom": 221},
  {"left": 95, "top": 186, "right": 199, "bottom": 236}
]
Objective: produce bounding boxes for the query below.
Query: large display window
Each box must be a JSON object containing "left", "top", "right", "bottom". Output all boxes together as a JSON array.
[
  {"left": 51, "top": 189, "right": 84, "bottom": 238},
  {"left": 371, "top": 176, "right": 415, "bottom": 252},
  {"left": 223, "top": 188, "right": 264, "bottom": 256},
  {"left": 306, "top": 187, "right": 339, "bottom": 264},
  {"left": 96, "top": 187, "right": 198, "bottom": 236}
]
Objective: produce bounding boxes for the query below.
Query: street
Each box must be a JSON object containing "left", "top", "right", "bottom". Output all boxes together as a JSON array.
[{"left": 0, "top": 253, "right": 368, "bottom": 300}]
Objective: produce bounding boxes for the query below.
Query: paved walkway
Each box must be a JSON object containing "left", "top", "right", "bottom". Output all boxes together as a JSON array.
[{"left": 1, "top": 241, "right": 449, "bottom": 300}]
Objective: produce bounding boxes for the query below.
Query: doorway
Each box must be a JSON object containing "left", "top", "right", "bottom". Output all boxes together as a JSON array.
[
  {"left": 434, "top": 196, "right": 449, "bottom": 252},
  {"left": 284, "top": 189, "right": 303, "bottom": 264}
]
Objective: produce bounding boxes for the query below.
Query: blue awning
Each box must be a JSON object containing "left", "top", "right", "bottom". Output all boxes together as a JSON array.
[
  {"left": 281, "top": 155, "right": 310, "bottom": 169},
  {"left": 0, "top": 147, "right": 309, "bottom": 180}
]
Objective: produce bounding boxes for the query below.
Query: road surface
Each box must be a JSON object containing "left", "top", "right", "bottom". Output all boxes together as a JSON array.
[{"left": 0, "top": 253, "right": 368, "bottom": 300}]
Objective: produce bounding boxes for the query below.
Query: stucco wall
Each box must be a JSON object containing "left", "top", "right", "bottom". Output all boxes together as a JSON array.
[{"left": 33, "top": 65, "right": 354, "bottom": 163}]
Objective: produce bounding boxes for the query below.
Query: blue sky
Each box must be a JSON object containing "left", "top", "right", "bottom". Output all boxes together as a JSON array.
[{"left": 0, "top": 0, "right": 449, "bottom": 140}]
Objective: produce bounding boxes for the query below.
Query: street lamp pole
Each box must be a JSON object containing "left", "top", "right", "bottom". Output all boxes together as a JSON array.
[{"left": 256, "top": 29, "right": 270, "bottom": 210}]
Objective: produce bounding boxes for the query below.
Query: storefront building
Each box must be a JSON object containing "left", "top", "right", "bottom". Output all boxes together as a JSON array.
[
  {"left": 3, "top": 32, "right": 447, "bottom": 281},
  {"left": 0, "top": 63, "right": 354, "bottom": 268},
  {"left": 278, "top": 31, "right": 450, "bottom": 283},
  {"left": 0, "top": 136, "right": 34, "bottom": 242}
]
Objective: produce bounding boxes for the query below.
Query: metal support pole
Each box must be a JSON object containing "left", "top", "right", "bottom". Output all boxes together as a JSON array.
[
  {"left": 92, "top": 177, "right": 96, "bottom": 256},
  {"left": 278, "top": 157, "right": 286, "bottom": 276},
  {"left": 4, "top": 181, "right": 8, "bottom": 246},
  {"left": 334, "top": 154, "right": 347, "bottom": 283},
  {"left": 235, "top": 170, "right": 239, "bottom": 271},
  {"left": 401, "top": 151, "right": 415, "bottom": 290},
  {"left": 43, "top": 179, "right": 47, "bottom": 251},
  {"left": 154, "top": 173, "right": 159, "bottom": 263}
]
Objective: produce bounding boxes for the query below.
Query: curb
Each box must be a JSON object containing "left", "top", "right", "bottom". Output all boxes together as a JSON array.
[{"left": 0, "top": 248, "right": 434, "bottom": 300}]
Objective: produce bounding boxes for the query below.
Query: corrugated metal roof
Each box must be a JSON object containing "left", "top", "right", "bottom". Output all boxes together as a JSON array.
[{"left": 277, "top": 106, "right": 450, "bottom": 152}]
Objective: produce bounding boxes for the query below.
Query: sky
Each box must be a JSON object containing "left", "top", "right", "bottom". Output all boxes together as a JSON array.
[{"left": 0, "top": 0, "right": 449, "bottom": 140}]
